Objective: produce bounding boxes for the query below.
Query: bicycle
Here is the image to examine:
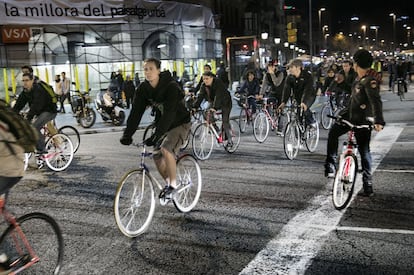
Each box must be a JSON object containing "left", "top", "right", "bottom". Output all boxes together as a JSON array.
[
  {"left": 253, "top": 97, "right": 290, "bottom": 143},
  {"left": 319, "top": 90, "right": 349, "bottom": 130},
  {"left": 23, "top": 121, "right": 74, "bottom": 172},
  {"left": 396, "top": 77, "right": 406, "bottom": 101},
  {"left": 113, "top": 141, "right": 202, "bottom": 238},
  {"left": 329, "top": 115, "right": 372, "bottom": 210},
  {"left": 0, "top": 194, "right": 64, "bottom": 274},
  {"left": 283, "top": 101, "right": 319, "bottom": 160},
  {"left": 191, "top": 110, "right": 241, "bottom": 160},
  {"left": 233, "top": 94, "right": 255, "bottom": 133}
]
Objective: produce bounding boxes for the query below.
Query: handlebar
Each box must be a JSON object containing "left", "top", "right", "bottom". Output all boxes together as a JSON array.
[{"left": 327, "top": 115, "right": 372, "bottom": 130}]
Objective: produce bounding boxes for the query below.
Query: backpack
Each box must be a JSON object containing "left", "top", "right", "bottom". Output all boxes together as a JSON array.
[
  {"left": 39, "top": 80, "right": 58, "bottom": 104},
  {"left": 0, "top": 99, "right": 39, "bottom": 153}
]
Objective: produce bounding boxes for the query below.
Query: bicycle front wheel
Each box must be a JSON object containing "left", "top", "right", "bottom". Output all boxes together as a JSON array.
[
  {"left": 114, "top": 169, "right": 155, "bottom": 237},
  {"left": 45, "top": 133, "right": 74, "bottom": 172},
  {"left": 192, "top": 123, "right": 214, "bottom": 160},
  {"left": 239, "top": 108, "right": 248, "bottom": 133},
  {"left": 332, "top": 154, "right": 358, "bottom": 210},
  {"left": 225, "top": 119, "right": 241, "bottom": 153},
  {"left": 173, "top": 154, "right": 202, "bottom": 213},
  {"left": 253, "top": 111, "right": 269, "bottom": 143},
  {"left": 283, "top": 121, "right": 300, "bottom": 160},
  {"left": 305, "top": 123, "right": 320, "bottom": 152},
  {"left": 58, "top": 125, "right": 80, "bottom": 153},
  {"left": 320, "top": 104, "right": 333, "bottom": 130},
  {"left": 0, "top": 212, "right": 64, "bottom": 275}
]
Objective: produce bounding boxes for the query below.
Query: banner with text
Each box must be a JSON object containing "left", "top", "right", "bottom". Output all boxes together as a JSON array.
[{"left": 0, "top": 0, "right": 215, "bottom": 28}]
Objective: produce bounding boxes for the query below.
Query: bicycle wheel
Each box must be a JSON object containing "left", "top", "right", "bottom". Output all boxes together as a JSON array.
[
  {"left": 332, "top": 154, "right": 358, "bottom": 210},
  {"left": 44, "top": 133, "right": 74, "bottom": 172},
  {"left": 239, "top": 108, "right": 248, "bottom": 133},
  {"left": 58, "top": 125, "right": 80, "bottom": 153},
  {"left": 143, "top": 123, "right": 156, "bottom": 142},
  {"left": 225, "top": 119, "right": 241, "bottom": 153},
  {"left": 173, "top": 154, "right": 202, "bottom": 212},
  {"left": 253, "top": 111, "right": 269, "bottom": 143},
  {"left": 305, "top": 123, "right": 319, "bottom": 152},
  {"left": 320, "top": 104, "right": 334, "bottom": 130},
  {"left": 23, "top": 153, "right": 31, "bottom": 171},
  {"left": 114, "top": 169, "right": 155, "bottom": 237},
  {"left": 192, "top": 123, "right": 214, "bottom": 160},
  {"left": 283, "top": 121, "right": 300, "bottom": 160},
  {"left": 398, "top": 82, "right": 405, "bottom": 101},
  {"left": 0, "top": 212, "right": 64, "bottom": 274}
]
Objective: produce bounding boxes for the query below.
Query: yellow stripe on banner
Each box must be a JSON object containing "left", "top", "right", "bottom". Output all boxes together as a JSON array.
[
  {"left": 35, "top": 68, "right": 40, "bottom": 79},
  {"left": 74, "top": 65, "right": 80, "bottom": 91},
  {"left": 131, "top": 63, "right": 135, "bottom": 78},
  {"left": 85, "top": 65, "right": 89, "bottom": 92},
  {"left": 45, "top": 67, "right": 49, "bottom": 84},
  {"left": 10, "top": 69, "right": 16, "bottom": 95},
  {"left": 3, "top": 69, "right": 9, "bottom": 103}
]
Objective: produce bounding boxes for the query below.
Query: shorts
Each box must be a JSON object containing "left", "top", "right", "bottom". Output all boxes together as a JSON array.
[{"left": 153, "top": 122, "right": 191, "bottom": 159}]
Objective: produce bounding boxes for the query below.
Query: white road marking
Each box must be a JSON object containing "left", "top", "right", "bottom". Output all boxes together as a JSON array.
[
  {"left": 239, "top": 124, "right": 404, "bottom": 275},
  {"left": 336, "top": 226, "right": 414, "bottom": 235}
]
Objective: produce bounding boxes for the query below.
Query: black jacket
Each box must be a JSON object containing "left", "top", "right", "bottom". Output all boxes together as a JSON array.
[
  {"left": 123, "top": 71, "right": 190, "bottom": 139},
  {"left": 341, "top": 69, "right": 385, "bottom": 126},
  {"left": 193, "top": 77, "right": 232, "bottom": 110},
  {"left": 281, "top": 69, "right": 316, "bottom": 108},
  {"left": 13, "top": 83, "right": 57, "bottom": 120}
]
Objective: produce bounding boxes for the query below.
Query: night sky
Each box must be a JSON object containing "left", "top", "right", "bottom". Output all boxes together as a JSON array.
[{"left": 288, "top": 0, "right": 414, "bottom": 44}]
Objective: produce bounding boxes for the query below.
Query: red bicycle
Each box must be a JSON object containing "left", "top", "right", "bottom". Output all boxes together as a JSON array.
[{"left": 330, "top": 115, "right": 372, "bottom": 210}]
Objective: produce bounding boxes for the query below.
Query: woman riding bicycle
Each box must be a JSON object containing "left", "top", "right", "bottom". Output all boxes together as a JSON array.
[{"left": 120, "top": 58, "right": 191, "bottom": 199}]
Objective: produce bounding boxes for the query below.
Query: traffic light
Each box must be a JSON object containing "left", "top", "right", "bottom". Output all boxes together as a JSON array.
[{"left": 287, "top": 22, "right": 297, "bottom": 43}]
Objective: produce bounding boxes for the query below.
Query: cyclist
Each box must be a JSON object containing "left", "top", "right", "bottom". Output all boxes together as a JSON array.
[
  {"left": 340, "top": 59, "right": 357, "bottom": 88},
  {"left": 277, "top": 58, "right": 317, "bottom": 128},
  {"left": 260, "top": 60, "right": 287, "bottom": 134},
  {"left": 0, "top": 114, "right": 25, "bottom": 271},
  {"left": 192, "top": 71, "right": 233, "bottom": 146},
  {"left": 13, "top": 73, "right": 58, "bottom": 155},
  {"left": 324, "top": 49, "right": 385, "bottom": 197},
  {"left": 120, "top": 58, "right": 191, "bottom": 198},
  {"left": 239, "top": 70, "right": 260, "bottom": 114}
]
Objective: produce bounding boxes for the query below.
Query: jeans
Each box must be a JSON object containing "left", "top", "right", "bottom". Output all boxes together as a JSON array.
[
  {"left": 325, "top": 122, "right": 373, "bottom": 183},
  {"left": 32, "top": 112, "right": 57, "bottom": 152}
]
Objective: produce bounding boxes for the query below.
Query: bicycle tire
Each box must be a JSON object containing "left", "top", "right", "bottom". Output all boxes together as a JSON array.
[
  {"left": 253, "top": 111, "right": 269, "bottom": 143},
  {"left": 192, "top": 123, "right": 214, "bottom": 160},
  {"left": 143, "top": 123, "right": 156, "bottom": 142},
  {"left": 398, "top": 82, "right": 405, "bottom": 101},
  {"left": 0, "top": 212, "right": 64, "bottom": 275},
  {"left": 58, "top": 125, "right": 80, "bottom": 153},
  {"left": 332, "top": 154, "right": 358, "bottom": 210},
  {"left": 305, "top": 123, "right": 319, "bottom": 152},
  {"left": 114, "top": 169, "right": 155, "bottom": 237},
  {"left": 44, "top": 133, "right": 74, "bottom": 172},
  {"left": 283, "top": 121, "right": 300, "bottom": 160},
  {"left": 320, "top": 104, "right": 334, "bottom": 130},
  {"left": 239, "top": 108, "right": 248, "bottom": 133},
  {"left": 173, "top": 154, "right": 202, "bottom": 213},
  {"left": 225, "top": 119, "right": 241, "bottom": 153}
]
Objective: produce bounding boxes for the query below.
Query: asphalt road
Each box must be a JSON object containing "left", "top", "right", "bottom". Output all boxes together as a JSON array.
[{"left": 5, "top": 81, "right": 414, "bottom": 274}]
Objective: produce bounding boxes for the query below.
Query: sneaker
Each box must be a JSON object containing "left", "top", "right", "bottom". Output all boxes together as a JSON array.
[
  {"left": 361, "top": 182, "right": 374, "bottom": 197},
  {"left": 310, "top": 122, "right": 318, "bottom": 129},
  {"left": 159, "top": 185, "right": 177, "bottom": 199},
  {"left": 276, "top": 130, "right": 284, "bottom": 137},
  {"left": 324, "top": 164, "right": 335, "bottom": 178}
]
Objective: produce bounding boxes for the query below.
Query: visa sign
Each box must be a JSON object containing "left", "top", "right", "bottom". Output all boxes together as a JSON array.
[{"left": 1, "top": 27, "right": 31, "bottom": 43}]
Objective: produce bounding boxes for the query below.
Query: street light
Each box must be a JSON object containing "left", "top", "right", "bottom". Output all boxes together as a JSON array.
[
  {"left": 274, "top": 38, "right": 281, "bottom": 62},
  {"left": 318, "top": 8, "right": 326, "bottom": 52},
  {"left": 370, "top": 25, "right": 379, "bottom": 48},
  {"left": 390, "top": 13, "right": 396, "bottom": 49},
  {"left": 361, "top": 25, "right": 367, "bottom": 46}
]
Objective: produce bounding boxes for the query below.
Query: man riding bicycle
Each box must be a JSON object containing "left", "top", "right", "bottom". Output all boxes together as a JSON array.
[
  {"left": 324, "top": 49, "right": 385, "bottom": 197},
  {"left": 13, "top": 73, "right": 58, "bottom": 155},
  {"left": 277, "top": 58, "right": 317, "bottom": 128},
  {"left": 120, "top": 58, "right": 191, "bottom": 198}
]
